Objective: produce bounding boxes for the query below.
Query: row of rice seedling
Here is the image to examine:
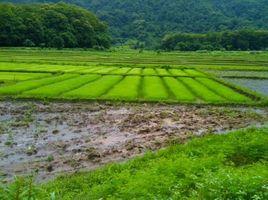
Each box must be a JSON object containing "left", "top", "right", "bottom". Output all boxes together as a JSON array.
[
  {"left": 127, "top": 68, "right": 142, "bottom": 75},
  {"left": 184, "top": 69, "right": 205, "bottom": 76},
  {"left": 142, "top": 68, "right": 157, "bottom": 76},
  {"left": 196, "top": 78, "right": 251, "bottom": 102},
  {"left": 179, "top": 77, "right": 225, "bottom": 102},
  {"left": 21, "top": 74, "right": 100, "bottom": 97},
  {"left": 163, "top": 77, "right": 196, "bottom": 101},
  {"left": 0, "top": 72, "right": 51, "bottom": 81},
  {"left": 103, "top": 76, "right": 141, "bottom": 100},
  {"left": 155, "top": 68, "right": 170, "bottom": 76},
  {"left": 0, "top": 74, "right": 77, "bottom": 95},
  {"left": 169, "top": 69, "right": 188, "bottom": 76},
  {"left": 63, "top": 75, "right": 123, "bottom": 99},
  {"left": 111, "top": 67, "right": 132, "bottom": 75},
  {"left": 93, "top": 67, "right": 118, "bottom": 74},
  {"left": 62, "top": 66, "right": 90, "bottom": 73},
  {"left": 142, "top": 76, "right": 169, "bottom": 100},
  {"left": 78, "top": 66, "right": 101, "bottom": 73}
]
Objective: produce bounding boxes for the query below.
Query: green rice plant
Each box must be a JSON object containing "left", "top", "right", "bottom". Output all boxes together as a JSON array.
[
  {"left": 62, "top": 66, "right": 89, "bottom": 73},
  {"left": 63, "top": 75, "right": 123, "bottom": 98},
  {"left": 169, "top": 69, "right": 188, "bottom": 76},
  {"left": 78, "top": 66, "right": 102, "bottom": 73},
  {"left": 164, "top": 77, "right": 196, "bottom": 101},
  {"left": 111, "top": 67, "right": 131, "bottom": 74},
  {"left": 184, "top": 69, "right": 205, "bottom": 76},
  {"left": 93, "top": 67, "right": 117, "bottom": 74},
  {"left": 196, "top": 78, "right": 251, "bottom": 102},
  {"left": 142, "top": 68, "right": 157, "bottom": 76},
  {"left": 0, "top": 74, "right": 76, "bottom": 95},
  {"left": 155, "top": 68, "right": 170, "bottom": 76},
  {"left": 102, "top": 76, "right": 141, "bottom": 100},
  {"left": 127, "top": 68, "right": 142, "bottom": 75},
  {"left": 21, "top": 74, "right": 100, "bottom": 97},
  {"left": 180, "top": 77, "right": 225, "bottom": 102},
  {"left": 142, "top": 76, "right": 169, "bottom": 100},
  {"left": 0, "top": 72, "right": 51, "bottom": 81}
]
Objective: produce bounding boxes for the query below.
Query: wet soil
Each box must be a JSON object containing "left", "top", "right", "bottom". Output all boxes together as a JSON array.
[{"left": 0, "top": 101, "right": 267, "bottom": 183}]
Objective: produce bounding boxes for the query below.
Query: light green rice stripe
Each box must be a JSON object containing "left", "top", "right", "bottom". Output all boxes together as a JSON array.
[
  {"left": 22, "top": 74, "right": 100, "bottom": 97},
  {"left": 0, "top": 74, "right": 76, "bottom": 95}
]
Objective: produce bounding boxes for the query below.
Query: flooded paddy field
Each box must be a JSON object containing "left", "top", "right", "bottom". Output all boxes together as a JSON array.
[
  {"left": 0, "top": 101, "right": 267, "bottom": 183},
  {"left": 225, "top": 78, "right": 268, "bottom": 97}
]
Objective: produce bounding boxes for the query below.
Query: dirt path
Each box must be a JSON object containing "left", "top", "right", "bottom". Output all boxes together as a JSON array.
[{"left": 0, "top": 101, "right": 267, "bottom": 183}]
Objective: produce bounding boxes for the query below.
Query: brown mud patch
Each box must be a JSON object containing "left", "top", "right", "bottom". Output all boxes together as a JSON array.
[{"left": 0, "top": 101, "right": 267, "bottom": 182}]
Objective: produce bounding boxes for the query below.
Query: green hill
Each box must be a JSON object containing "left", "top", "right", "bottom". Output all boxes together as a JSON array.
[{"left": 4, "top": 0, "right": 268, "bottom": 46}]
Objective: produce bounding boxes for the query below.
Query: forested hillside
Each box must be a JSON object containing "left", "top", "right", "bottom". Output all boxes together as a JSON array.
[
  {"left": 0, "top": 3, "right": 111, "bottom": 48},
  {"left": 4, "top": 0, "right": 268, "bottom": 47},
  {"left": 161, "top": 30, "right": 268, "bottom": 51}
]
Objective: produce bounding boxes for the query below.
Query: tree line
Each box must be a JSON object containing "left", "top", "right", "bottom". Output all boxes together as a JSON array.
[
  {"left": 161, "top": 30, "right": 268, "bottom": 51},
  {"left": 0, "top": 2, "right": 111, "bottom": 49}
]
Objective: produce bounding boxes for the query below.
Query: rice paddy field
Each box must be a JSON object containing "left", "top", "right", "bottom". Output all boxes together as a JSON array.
[
  {"left": 1, "top": 48, "right": 268, "bottom": 199},
  {"left": 0, "top": 48, "right": 267, "bottom": 105}
]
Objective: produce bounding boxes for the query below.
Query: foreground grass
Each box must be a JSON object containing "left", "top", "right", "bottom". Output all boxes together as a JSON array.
[{"left": 1, "top": 126, "right": 268, "bottom": 199}]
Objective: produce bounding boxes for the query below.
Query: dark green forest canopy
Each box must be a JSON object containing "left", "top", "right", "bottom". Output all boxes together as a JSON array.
[
  {"left": 161, "top": 30, "right": 268, "bottom": 51},
  {"left": 0, "top": 2, "right": 111, "bottom": 48},
  {"left": 3, "top": 0, "right": 268, "bottom": 47}
]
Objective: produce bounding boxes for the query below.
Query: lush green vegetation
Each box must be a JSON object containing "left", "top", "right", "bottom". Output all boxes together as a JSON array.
[
  {"left": 0, "top": 2, "right": 110, "bottom": 48},
  {"left": 142, "top": 76, "right": 169, "bottom": 100},
  {"left": 0, "top": 74, "right": 76, "bottom": 95},
  {"left": 163, "top": 77, "right": 196, "bottom": 101},
  {"left": 0, "top": 71, "right": 50, "bottom": 81},
  {"left": 1, "top": 49, "right": 268, "bottom": 70},
  {"left": 197, "top": 78, "right": 251, "bottom": 102},
  {"left": 161, "top": 30, "right": 268, "bottom": 51},
  {"left": 180, "top": 77, "right": 225, "bottom": 102},
  {"left": 1, "top": 126, "right": 267, "bottom": 199},
  {"left": 103, "top": 76, "right": 141, "bottom": 100},
  {"left": 21, "top": 74, "right": 97, "bottom": 97},
  {"left": 63, "top": 75, "right": 122, "bottom": 99},
  {"left": 0, "top": 49, "right": 265, "bottom": 104},
  {"left": 5, "top": 0, "right": 268, "bottom": 48}
]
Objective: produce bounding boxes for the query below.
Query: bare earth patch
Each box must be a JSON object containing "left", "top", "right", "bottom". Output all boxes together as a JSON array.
[{"left": 0, "top": 101, "right": 267, "bottom": 182}]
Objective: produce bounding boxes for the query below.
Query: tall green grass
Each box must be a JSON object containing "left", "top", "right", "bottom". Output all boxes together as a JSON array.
[{"left": 63, "top": 75, "right": 122, "bottom": 98}]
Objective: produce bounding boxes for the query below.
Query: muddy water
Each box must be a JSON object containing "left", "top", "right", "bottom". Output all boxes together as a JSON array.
[{"left": 0, "top": 101, "right": 267, "bottom": 183}]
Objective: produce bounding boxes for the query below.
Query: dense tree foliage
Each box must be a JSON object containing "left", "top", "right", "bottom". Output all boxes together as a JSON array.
[
  {"left": 4, "top": 0, "right": 268, "bottom": 47},
  {"left": 0, "top": 2, "right": 111, "bottom": 48},
  {"left": 161, "top": 30, "right": 268, "bottom": 51}
]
